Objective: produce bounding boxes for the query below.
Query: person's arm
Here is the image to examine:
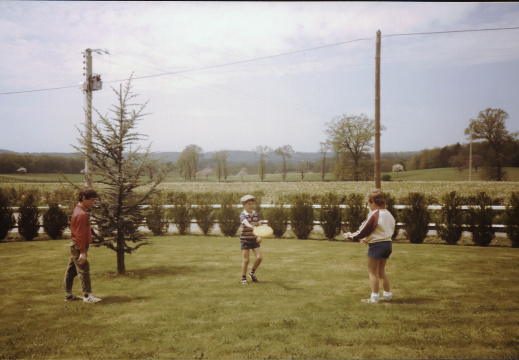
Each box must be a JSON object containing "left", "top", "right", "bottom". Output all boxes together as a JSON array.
[
  {"left": 242, "top": 219, "right": 255, "bottom": 228},
  {"left": 345, "top": 210, "right": 379, "bottom": 243},
  {"left": 240, "top": 213, "right": 255, "bottom": 228}
]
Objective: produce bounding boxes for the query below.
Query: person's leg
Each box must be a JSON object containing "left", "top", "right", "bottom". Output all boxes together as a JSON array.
[
  {"left": 248, "top": 247, "right": 263, "bottom": 282},
  {"left": 251, "top": 247, "right": 263, "bottom": 271},
  {"left": 378, "top": 257, "right": 390, "bottom": 293},
  {"left": 76, "top": 259, "right": 92, "bottom": 295},
  {"left": 242, "top": 250, "right": 250, "bottom": 278},
  {"left": 63, "top": 255, "right": 77, "bottom": 294},
  {"left": 367, "top": 256, "right": 381, "bottom": 294}
]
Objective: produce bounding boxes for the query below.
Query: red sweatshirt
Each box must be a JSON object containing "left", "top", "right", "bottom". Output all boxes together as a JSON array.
[{"left": 70, "top": 204, "right": 92, "bottom": 252}]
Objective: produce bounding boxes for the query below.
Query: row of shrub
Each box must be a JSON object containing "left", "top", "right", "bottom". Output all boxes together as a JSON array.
[
  {"left": 1, "top": 189, "right": 518, "bottom": 247},
  {"left": 0, "top": 185, "right": 513, "bottom": 207},
  {"left": 0, "top": 192, "right": 69, "bottom": 241}
]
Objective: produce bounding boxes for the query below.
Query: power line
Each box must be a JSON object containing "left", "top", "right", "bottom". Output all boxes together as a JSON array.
[
  {"left": 0, "top": 85, "right": 77, "bottom": 95},
  {"left": 1, "top": 26, "right": 518, "bottom": 96},
  {"left": 384, "top": 26, "right": 519, "bottom": 37}
]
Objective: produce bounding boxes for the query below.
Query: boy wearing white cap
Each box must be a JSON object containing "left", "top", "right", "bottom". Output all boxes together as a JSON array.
[{"left": 239, "top": 194, "right": 263, "bottom": 284}]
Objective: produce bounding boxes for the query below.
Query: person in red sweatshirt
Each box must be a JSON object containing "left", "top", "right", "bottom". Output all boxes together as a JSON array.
[
  {"left": 62, "top": 188, "right": 102, "bottom": 303},
  {"left": 344, "top": 189, "right": 396, "bottom": 303}
]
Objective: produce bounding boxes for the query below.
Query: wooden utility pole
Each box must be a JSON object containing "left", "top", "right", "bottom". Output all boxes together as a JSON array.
[
  {"left": 80, "top": 48, "right": 108, "bottom": 187},
  {"left": 374, "top": 30, "right": 381, "bottom": 189},
  {"left": 82, "top": 49, "right": 93, "bottom": 187}
]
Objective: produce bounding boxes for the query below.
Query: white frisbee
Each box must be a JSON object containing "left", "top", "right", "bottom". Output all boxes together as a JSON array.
[{"left": 253, "top": 225, "right": 274, "bottom": 238}]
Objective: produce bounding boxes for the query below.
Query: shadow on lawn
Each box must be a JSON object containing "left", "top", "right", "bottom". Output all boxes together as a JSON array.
[
  {"left": 384, "top": 298, "right": 435, "bottom": 305},
  {"left": 101, "top": 295, "right": 149, "bottom": 304},
  {"left": 105, "top": 265, "right": 196, "bottom": 280}
]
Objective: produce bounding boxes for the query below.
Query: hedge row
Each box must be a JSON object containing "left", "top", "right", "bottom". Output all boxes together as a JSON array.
[{"left": 1, "top": 189, "right": 518, "bottom": 247}]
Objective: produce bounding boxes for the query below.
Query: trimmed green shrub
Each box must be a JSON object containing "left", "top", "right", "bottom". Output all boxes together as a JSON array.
[
  {"left": 0, "top": 190, "right": 16, "bottom": 241},
  {"left": 18, "top": 194, "right": 40, "bottom": 241},
  {"left": 290, "top": 193, "right": 314, "bottom": 239},
  {"left": 169, "top": 193, "right": 192, "bottom": 235},
  {"left": 467, "top": 192, "right": 495, "bottom": 247},
  {"left": 217, "top": 193, "right": 241, "bottom": 237},
  {"left": 385, "top": 192, "right": 399, "bottom": 239},
  {"left": 43, "top": 203, "right": 69, "bottom": 239},
  {"left": 319, "top": 192, "right": 342, "bottom": 241},
  {"left": 193, "top": 197, "right": 216, "bottom": 236},
  {"left": 401, "top": 192, "right": 430, "bottom": 244},
  {"left": 145, "top": 204, "right": 169, "bottom": 236},
  {"left": 504, "top": 192, "right": 519, "bottom": 248},
  {"left": 344, "top": 193, "right": 368, "bottom": 241},
  {"left": 436, "top": 191, "right": 464, "bottom": 245},
  {"left": 265, "top": 204, "right": 288, "bottom": 238}
]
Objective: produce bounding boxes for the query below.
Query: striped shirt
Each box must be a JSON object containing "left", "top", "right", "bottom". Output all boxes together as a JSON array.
[
  {"left": 240, "top": 210, "right": 261, "bottom": 242},
  {"left": 350, "top": 209, "right": 395, "bottom": 244}
]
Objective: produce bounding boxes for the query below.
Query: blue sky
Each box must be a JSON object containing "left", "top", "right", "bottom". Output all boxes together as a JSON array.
[{"left": 1, "top": 2, "right": 518, "bottom": 154}]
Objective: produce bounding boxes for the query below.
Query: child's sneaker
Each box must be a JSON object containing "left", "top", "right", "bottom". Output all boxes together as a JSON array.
[
  {"left": 83, "top": 294, "right": 102, "bottom": 303},
  {"left": 241, "top": 279, "right": 249, "bottom": 285},
  {"left": 248, "top": 270, "right": 258, "bottom": 283},
  {"left": 361, "top": 297, "right": 379, "bottom": 303},
  {"left": 65, "top": 293, "right": 82, "bottom": 302},
  {"left": 382, "top": 295, "right": 393, "bottom": 301}
]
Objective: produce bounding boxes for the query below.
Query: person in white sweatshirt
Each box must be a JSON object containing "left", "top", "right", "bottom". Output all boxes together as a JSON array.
[{"left": 344, "top": 189, "right": 396, "bottom": 303}]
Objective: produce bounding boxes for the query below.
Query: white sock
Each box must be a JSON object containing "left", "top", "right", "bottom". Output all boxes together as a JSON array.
[
  {"left": 371, "top": 293, "right": 380, "bottom": 300},
  {"left": 383, "top": 291, "right": 392, "bottom": 297}
]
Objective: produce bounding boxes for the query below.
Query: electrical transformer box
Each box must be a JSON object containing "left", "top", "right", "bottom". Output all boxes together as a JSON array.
[{"left": 91, "top": 75, "right": 103, "bottom": 91}]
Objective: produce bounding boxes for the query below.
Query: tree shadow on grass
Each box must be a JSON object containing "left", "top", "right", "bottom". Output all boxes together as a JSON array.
[
  {"left": 261, "top": 280, "right": 305, "bottom": 291},
  {"left": 101, "top": 295, "right": 149, "bottom": 304},
  {"left": 104, "top": 265, "right": 196, "bottom": 280},
  {"left": 381, "top": 298, "right": 435, "bottom": 305}
]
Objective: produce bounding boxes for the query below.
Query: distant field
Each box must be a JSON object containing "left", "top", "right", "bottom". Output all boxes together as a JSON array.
[
  {"left": 1, "top": 167, "right": 518, "bottom": 183},
  {"left": 1, "top": 169, "right": 519, "bottom": 205},
  {"left": 385, "top": 167, "right": 519, "bottom": 182}
]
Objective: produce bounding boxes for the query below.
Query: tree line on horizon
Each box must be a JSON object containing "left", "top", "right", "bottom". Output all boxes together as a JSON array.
[{"left": 1, "top": 109, "right": 517, "bottom": 181}]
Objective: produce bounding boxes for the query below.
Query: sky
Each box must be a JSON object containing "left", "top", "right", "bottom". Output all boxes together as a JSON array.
[{"left": 1, "top": 1, "right": 519, "bottom": 155}]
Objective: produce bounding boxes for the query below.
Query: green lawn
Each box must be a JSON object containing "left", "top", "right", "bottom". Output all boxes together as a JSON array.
[{"left": 1, "top": 236, "right": 518, "bottom": 359}]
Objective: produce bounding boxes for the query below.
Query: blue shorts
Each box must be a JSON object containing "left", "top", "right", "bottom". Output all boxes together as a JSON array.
[
  {"left": 367, "top": 241, "right": 392, "bottom": 260},
  {"left": 240, "top": 240, "right": 260, "bottom": 251}
]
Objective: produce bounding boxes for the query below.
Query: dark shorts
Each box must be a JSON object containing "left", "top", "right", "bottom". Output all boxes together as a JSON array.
[
  {"left": 367, "top": 241, "right": 392, "bottom": 260},
  {"left": 240, "top": 240, "right": 260, "bottom": 250}
]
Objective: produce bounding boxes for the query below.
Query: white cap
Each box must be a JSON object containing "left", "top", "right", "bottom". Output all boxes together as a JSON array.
[{"left": 240, "top": 195, "right": 255, "bottom": 204}]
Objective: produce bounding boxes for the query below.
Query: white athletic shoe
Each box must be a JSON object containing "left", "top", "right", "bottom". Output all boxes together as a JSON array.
[
  {"left": 383, "top": 295, "right": 393, "bottom": 301},
  {"left": 83, "top": 294, "right": 102, "bottom": 303},
  {"left": 361, "top": 297, "right": 379, "bottom": 303}
]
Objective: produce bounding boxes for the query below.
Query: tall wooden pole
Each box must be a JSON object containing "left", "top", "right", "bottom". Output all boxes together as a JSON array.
[
  {"left": 374, "top": 30, "right": 381, "bottom": 189},
  {"left": 83, "top": 49, "right": 93, "bottom": 188}
]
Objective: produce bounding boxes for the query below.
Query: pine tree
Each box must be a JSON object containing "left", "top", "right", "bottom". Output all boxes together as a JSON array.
[{"left": 72, "top": 75, "right": 167, "bottom": 275}]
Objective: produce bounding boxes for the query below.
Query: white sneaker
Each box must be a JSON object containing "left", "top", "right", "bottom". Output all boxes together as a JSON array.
[
  {"left": 83, "top": 294, "right": 102, "bottom": 303},
  {"left": 65, "top": 293, "right": 82, "bottom": 302},
  {"left": 361, "top": 297, "right": 379, "bottom": 303},
  {"left": 383, "top": 295, "right": 392, "bottom": 301}
]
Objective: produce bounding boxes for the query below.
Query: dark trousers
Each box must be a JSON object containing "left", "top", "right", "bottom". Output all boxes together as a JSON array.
[{"left": 62, "top": 243, "right": 92, "bottom": 294}]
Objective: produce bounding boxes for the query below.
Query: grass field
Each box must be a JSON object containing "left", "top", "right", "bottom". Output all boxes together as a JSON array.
[{"left": 1, "top": 236, "right": 518, "bottom": 359}]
